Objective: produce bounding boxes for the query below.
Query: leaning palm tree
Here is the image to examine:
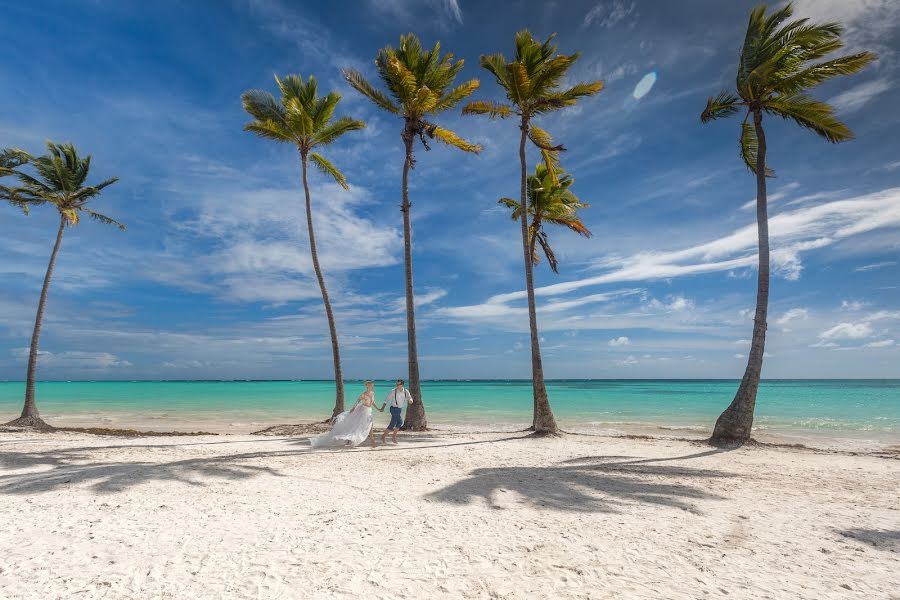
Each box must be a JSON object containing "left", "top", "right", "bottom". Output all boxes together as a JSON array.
[
  {"left": 464, "top": 30, "right": 603, "bottom": 434},
  {"left": 701, "top": 2, "right": 874, "bottom": 445},
  {"left": 242, "top": 74, "right": 365, "bottom": 420},
  {"left": 1, "top": 148, "right": 31, "bottom": 213},
  {"left": 343, "top": 34, "right": 481, "bottom": 430},
  {"left": 499, "top": 162, "right": 592, "bottom": 274},
  {"left": 4, "top": 142, "right": 121, "bottom": 429}
]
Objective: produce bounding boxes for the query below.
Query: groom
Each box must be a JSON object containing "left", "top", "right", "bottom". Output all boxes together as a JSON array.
[{"left": 381, "top": 378, "right": 414, "bottom": 444}]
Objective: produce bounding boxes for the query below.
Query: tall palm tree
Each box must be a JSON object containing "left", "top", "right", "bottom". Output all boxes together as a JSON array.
[
  {"left": 1, "top": 148, "right": 31, "bottom": 213},
  {"left": 499, "top": 162, "right": 592, "bottom": 275},
  {"left": 4, "top": 142, "right": 121, "bottom": 429},
  {"left": 701, "top": 2, "right": 874, "bottom": 445},
  {"left": 464, "top": 30, "right": 603, "bottom": 434},
  {"left": 343, "top": 34, "right": 481, "bottom": 430},
  {"left": 242, "top": 74, "right": 365, "bottom": 420}
]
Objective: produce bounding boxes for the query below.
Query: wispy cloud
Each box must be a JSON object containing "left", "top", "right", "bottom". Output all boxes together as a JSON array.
[
  {"left": 828, "top": 78, "right": 893, "bottom": 114},
  {"left": 855, "top": 260, "right": 897, "bottom": 271},
  {"left": 583, "top": 1, "right": 637, "bottom": 28},
  {"left": 608, "top": 336, "right": 630, "bottom": 346}
]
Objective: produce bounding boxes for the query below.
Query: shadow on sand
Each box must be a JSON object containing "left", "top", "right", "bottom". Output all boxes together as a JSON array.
[
  {"left": 2, "top": 434, "right": 739, "bottom": 514},
  {"left": 836, "top": 528, "right": 900, "bottom": 551},
  {"left": 426, "top": 449, "right": 738, "bottom": 514},
  {"left": 0, "top": 433, "right": 528, "bottom": 495}
]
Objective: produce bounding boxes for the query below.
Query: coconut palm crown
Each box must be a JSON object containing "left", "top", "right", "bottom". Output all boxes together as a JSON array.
[
  {"left": 701, "top": 3, "right": 876, "bottom": 173},
  {"left": 242, "top": 74, "right": 365, "bottom": 187},
  {"left": 343, "top": 33, "right": 481, "bottom": 156},
  {"left": 13, "top": 142, "right": 121, "bottom": 228},
  {"left": 463, "top": 30, "right": 604, "bottom": 179},
  {"left": 499, "top": 163, "right": 592, "bottom": 274}
]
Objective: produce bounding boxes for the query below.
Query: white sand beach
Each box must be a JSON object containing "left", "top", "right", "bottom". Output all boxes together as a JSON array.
[{"left": 1, "top": 430, "right": 898, "bottom": 599}]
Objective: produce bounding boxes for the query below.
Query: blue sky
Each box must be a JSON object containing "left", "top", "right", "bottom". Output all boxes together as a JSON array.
[{"left": 1, "top": 0, "right": 899, "bottom": 380}]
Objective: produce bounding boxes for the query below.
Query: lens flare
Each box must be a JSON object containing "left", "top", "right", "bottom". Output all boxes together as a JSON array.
[{"left": 632, "top": 72, "right": 657, "bottom": 100}]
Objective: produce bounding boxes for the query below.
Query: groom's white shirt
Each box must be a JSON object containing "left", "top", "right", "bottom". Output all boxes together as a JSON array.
[{"left": 385, "top": 387, "right": 412, "bottom": 408}]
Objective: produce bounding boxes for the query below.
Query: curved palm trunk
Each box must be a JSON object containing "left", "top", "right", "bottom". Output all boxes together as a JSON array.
[
  {"left": 519, "top": 119, "right": 558, "bottom": 435},
  {"left": 711, "top": 109, "right": 769, "bottom": 445},
  {"left": 300, "top": 152, "right": 345, "bottom": 419},
  {"left": 7, "top": 215, "right": 66, "bottom": 428},
  {"left": 400, "top": 129, "right": 426, "bottom": 431}
]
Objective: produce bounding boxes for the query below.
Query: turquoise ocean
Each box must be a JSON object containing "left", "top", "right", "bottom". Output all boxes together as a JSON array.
[{"left": 1, "top": 380, "right": 898, "bottom": 444}]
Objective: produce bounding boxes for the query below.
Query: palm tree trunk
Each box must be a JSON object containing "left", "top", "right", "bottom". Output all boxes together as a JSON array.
[
  {"left": 400, "top": 127, "right": 426, "bottom": 431},
  {"left": 519, "top": 118, "right": 558, "bottom": 435},
  {"left": 711, "top": 109, "right": 769, "bottom": 445},
  {"left": 7, "top": 215, "right": 66, "bottom": 428},
  {"left": 300, "top": 152, "right": 345, "bottom": 419}
]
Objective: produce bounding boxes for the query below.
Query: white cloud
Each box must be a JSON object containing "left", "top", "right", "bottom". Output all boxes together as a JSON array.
[
  {"left": 584, "top": 1, "right": 637, "bottom": 27},
  {"left": 392, "top": 288, "right": 447, "bottom": 312},
  {"left": 608, "top": 336, "right": 630, "bottom": 346},
  {"left": 855, "top": 261, "right": 897, "bottom": 272},
  {"left": 164, "top": 183, "right": 402, "bottom": 303},
  {"left": 820, "top": 322, "right": 874, "bottom": 340},
  {"left": 776, "top": 308, "right": 809, "bottom": 328},
  {"left": 841, "top": 300, "right": 867, "bottom": 311},
  {"left": 10, "top": 348, "right": 132, "bottom": 370},
  {"left": 733, "top": 353, "right": 744, "bottom": 359},
  {"left": 865, "top": 339, "right": 895, "bottom": 348},
  {"left": 828, "top": 78, "right": 893, "bottom": 114},
  {"left": 367, "top": 0, "right": 463, "bottom": 24},
  {"left": 478, "top": 187, "right": 900, "bottom": 306},
  {"left": 617, "top": 355, "right": 638, "bottom": 365},
  {"left": 646, "top": 295, "right": 693, "bottom": 312}
]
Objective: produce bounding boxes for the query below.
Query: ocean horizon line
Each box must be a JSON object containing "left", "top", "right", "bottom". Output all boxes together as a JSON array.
[{"left": 2, "top": 378, "right": 899, "bottom": 383}]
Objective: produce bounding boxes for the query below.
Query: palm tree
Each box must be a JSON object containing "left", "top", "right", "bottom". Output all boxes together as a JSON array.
[
  {"left": 701, "top": 2, "right": 875, "bottom": 445},
  {"left": 499, "top": 162, "right": 592, "bottom": 275},
  {"left": 464, "top": 30, "right": 603, "bottom": 434},
  {"left": 343, "top": 34, "right": 481, "bottom": 430},
  {"left": 1, "top": 148, "right": 31, "bottom": 213},
  {"left": 242, "top": 74, "right": 365, "bottom": 420},
  {"left": 4, "top": 142, "right": 121, "bottom": 429}
]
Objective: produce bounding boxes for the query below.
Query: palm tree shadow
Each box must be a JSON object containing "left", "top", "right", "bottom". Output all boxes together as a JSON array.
[
  {"left": 0, "top": 447, "right": 295, "bottom": 495},
  {"left": 427, "top": 453, "right": 737, "bottom": 514},
  {"left": 836, "top": 528, "right": 900, "bottom": 551}
]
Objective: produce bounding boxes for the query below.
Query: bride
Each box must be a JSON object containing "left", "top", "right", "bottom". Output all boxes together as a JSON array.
[{"left": 310, "top": 380, "right": 383, "bottom": 448}]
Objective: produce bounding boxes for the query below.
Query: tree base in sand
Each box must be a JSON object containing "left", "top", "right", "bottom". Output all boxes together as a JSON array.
[{"left": 3, "top": 415, "right": 54, "bottom": 431}]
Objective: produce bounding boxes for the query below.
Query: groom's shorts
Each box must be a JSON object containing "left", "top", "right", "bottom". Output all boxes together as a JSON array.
[{"left": 387, "top": 406, "right": 403, "bottom": 431}]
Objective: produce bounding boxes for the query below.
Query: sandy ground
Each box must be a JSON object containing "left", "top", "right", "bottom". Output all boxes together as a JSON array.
[{"left": 0, "top": 430, "right": 898, "bottom": 600}]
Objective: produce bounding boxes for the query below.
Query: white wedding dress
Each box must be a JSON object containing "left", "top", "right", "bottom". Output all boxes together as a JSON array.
[{"left": 309, "top": 391, "right": 375, "bottom": 448}]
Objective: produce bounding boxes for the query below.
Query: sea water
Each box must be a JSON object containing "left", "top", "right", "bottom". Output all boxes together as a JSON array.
[{"left": 1, "top": 380, "right": 898, "bottom": 445}]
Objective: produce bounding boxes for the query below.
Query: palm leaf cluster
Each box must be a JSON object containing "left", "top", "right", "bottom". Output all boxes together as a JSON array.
[
  {"left": 242, "top": 74, "right": 365, "bottom": 188},
  {"left": 464, "top": 30, "right": 603, "bottom": 178},
  {"left": 701, "top": 2, "right": 876, "bottom": 174},
  {"left": 343, "top": 33, "right": 481, "bottom": 155},
  {"left": 1, "top": 148, "right": 31, "bottom": 213},
  {"left": 7, "top": 142, "right": 122, "bottom": 228},
  {"left": 500, "top": 163, "right": 591, "bottom": 273}
]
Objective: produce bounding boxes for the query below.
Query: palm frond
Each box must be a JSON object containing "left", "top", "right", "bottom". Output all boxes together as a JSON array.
[
  {"left": 84, "top": 208, "right": 126, "bottom": 230},
  {"left": 427, "top": 126, "right": 481, "bottom": 153},
  {"left": 701, "top": 92, "right": 741, "bottom": 122},
  {"left": 310, "top": 152, "right": 349, "bottom": 189},
  {"left": 773, "top": 51, "right": 877, "bottom": 94},
  {"left": 461, "top": 100, "right": 513, "bottom": 119},
  {"left": 766, "top": 94, "right": 853, "bottom": 142},
  {"left": 433, "top": 79, "right": 480, "bottom": 112},
  {"left": 314, "top": 116, "right": 366, "bottom": 146},
  {"left": 739, "top": 121, "right": 774, "bottom": 176},
  {"left": 342, "top": 69, "right": 400, "bottom": 114}
]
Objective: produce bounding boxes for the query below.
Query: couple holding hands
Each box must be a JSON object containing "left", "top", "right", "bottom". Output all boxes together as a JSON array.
[{"left": 309, "top": 379, "right": 414, "bottom": 448}]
